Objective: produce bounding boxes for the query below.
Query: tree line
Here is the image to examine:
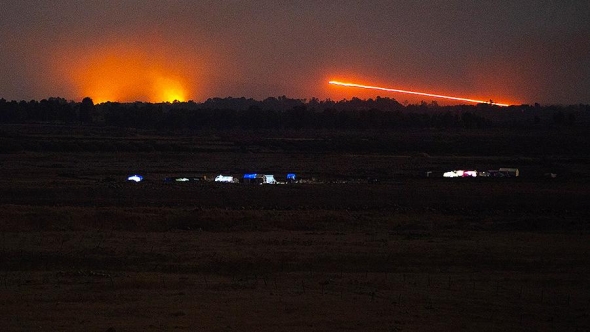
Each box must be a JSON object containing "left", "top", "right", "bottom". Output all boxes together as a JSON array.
[{"left": 0, "top": 96, "right": 586, "bottom": 130}]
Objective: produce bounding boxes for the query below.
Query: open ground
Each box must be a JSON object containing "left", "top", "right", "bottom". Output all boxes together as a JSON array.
[{"left": 1, "top": 124, "right": 589, "bottom": 331}]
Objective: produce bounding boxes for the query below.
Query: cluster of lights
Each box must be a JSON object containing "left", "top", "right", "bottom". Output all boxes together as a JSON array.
[
  {"left": 128, "top": 174, "right": 295, "bottom": 183},
  {"left": 443, "top": 170, "right": 478, "bottom": 178}
]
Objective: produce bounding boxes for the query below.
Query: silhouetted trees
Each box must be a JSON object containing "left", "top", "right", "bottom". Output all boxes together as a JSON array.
[
  {"left": 79, "top": 97, "right": 95, "bottom": 124},
  {"left": 0, "top": 97, "right": 75, "bottom": 123},
  {"left": 0, "top": 96, "right": 587, "bottom": 131}
]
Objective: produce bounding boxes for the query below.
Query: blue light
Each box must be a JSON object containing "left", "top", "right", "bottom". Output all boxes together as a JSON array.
[
  {"left": 244, "top": 174, "right": 258, "bottom": 179},
  {"left": 287, "top": 173, "right": 296, "bottom": 180}
]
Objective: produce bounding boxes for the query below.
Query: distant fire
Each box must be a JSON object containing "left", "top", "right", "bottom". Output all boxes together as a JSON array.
[
  {"left": 49, "top": 37, "right": 208, "bottom": 103},
  {"left": 73, "top": 50, "right": 189, "bottom": 103},
  {"left": 329, "top": 80, "right": 510, "bottom": 106}
]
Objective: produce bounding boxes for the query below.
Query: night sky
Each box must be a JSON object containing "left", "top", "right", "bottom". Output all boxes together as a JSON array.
[{"left": 1, "top": 0, "right": 589, "bottom": 105}]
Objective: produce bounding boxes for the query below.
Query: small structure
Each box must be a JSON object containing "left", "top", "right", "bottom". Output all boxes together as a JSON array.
[
  {"left": 127, "top": 174, "right": 144, "bottom": 182},
  {"left": 215, "top": 175, "right": 236, "bottom": 183},
  {"left": 286, "top": 173, "right": 296, "bottom": 183},
  {"left": 499, "top": 168, "right": 519, "bottom": 177},
  {"left": 243, "top": 173, "right": 264, "bottom": 184},
  {"left": 243, "top": 173, "right": 276, "bottom": 184},
  {"left": 263, "top": 175, "right": 277, "bottom": 184}
]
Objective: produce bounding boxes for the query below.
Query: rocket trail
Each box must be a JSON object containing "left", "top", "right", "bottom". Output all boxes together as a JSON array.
[{"left": 329, "top": 81, "right": 509, "bottom": 107}]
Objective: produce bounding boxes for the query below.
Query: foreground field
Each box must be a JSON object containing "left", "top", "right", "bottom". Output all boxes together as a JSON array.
[
  {"left": 2, "top": 227, "right": 589, "bottom": 331},
  {"left": 1, "top": 125, "right": 590, "bottom": 331}
]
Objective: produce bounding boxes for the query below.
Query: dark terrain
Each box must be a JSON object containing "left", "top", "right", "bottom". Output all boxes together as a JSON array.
[{"left": 1, "top": 120, "right": 589, "bottom": 331}]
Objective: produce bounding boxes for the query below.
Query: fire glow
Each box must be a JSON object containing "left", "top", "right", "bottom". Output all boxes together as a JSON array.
[
  {"left": 76, "top": 51, "right": 189, "bottom": 103},
  {"left": 53, "top": 39, "right": 204, "bottom": 104},
  {"left": 329, "top": 81, "right": 510, "bottom": 106}
]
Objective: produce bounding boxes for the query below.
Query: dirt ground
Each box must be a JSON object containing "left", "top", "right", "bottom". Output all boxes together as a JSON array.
[{"left": 1, "top": 126, "right": 590, "bottom": 331}]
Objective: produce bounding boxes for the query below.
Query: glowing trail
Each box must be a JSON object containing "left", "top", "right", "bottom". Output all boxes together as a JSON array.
[{"left": 329, "top": 81, "right": 509, "bottom": 106}]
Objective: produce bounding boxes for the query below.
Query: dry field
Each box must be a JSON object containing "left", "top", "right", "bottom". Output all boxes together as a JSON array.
[{"left": 1, "top": 125, "right": 590, "bottom": 331}]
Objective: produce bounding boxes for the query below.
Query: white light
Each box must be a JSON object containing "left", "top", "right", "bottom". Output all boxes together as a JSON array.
[
  {"left": 443, "top": 171, "right": 458, "bottom": 178},
  {"left": 127, "top": 175, "right": 143, "bottom": 182},
  {"left": 443, "top": 170, "right": 478, "bottom": 178},
  {"left": 215, "top": 175, "right": 235, "bottom": 183},
  {"left": 263, "top": 175, "right": 277, "bottom": 184}
]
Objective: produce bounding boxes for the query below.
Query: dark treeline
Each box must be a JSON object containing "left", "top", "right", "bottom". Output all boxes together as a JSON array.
[{"left": 0, "top": 96, "right": 588, "bottom": 131}]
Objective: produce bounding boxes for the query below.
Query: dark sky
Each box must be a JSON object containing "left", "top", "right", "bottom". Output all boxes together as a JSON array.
[{"left": 1, "top": 0, "right": 589, "bottom": 105}]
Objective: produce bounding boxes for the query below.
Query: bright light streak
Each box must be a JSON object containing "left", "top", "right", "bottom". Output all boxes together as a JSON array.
[{"left": 329, "top": 81, "right": 510, "bottom": 107}]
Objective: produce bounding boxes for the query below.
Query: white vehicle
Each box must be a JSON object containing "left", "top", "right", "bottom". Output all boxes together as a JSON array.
[{"left": 215, "top": 175, "right": 235, "bottom": 183}]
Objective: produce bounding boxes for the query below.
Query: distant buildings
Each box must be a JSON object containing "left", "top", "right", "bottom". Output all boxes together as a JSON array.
[
  {"left": 164, "top": 176, "right": 207, "bottom": 183},
  {"left": 243, "top": 174, "right": 279, "bottom": 184},
  {"left": 442, "top": 168, "right": 520, "bottom": 178},
  {"left": 125, "top": 168, "right": 524, "bottom": 184}
]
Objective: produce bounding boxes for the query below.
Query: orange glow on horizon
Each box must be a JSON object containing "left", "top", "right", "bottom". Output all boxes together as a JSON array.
[
  {"left": 51, "top": 37, "right": 208, "bottom": 104},
  {"left": 75, "top": 51, "right": 189, "bottom": 103},
  {"left": 329, "top": 80, "right": 511, "bottom": 107}
]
